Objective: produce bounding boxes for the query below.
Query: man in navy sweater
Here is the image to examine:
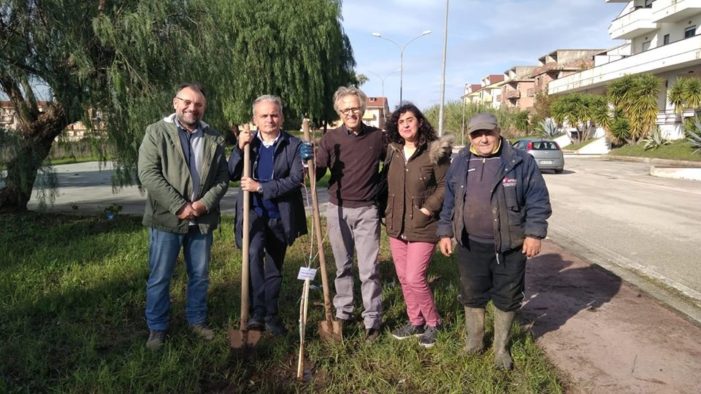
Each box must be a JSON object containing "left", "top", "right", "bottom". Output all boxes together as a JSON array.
[{"left": 228, "top": 95, "right": 307, "bottom": 336}]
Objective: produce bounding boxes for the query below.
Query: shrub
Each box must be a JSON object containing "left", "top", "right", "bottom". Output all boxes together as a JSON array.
[
  {"left": 607, "top": 115, "right": 630, "bottom": 147},
  {"left": 687, "top": 119, "right": 701, "bottom": 154},
  {"left": 537, "top": 118, "right": 559, "bottom": 138},
  {"left": 642, "top": 127, "right": 670, "bottom": 151}
]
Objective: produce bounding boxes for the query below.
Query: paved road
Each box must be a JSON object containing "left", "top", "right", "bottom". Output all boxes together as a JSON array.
[
  {"left": 544, "top": 156, "right": 701, "bottom": 322},
  {"left": 26, "top": 161, "right": 329, "bottom": 216}
]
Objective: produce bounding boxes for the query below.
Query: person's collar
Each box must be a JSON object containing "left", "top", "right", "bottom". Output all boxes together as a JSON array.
[
  {"left": 344, "top": 123, "right": 365, "bottom": 135},
  {"left": 257, "top": 129, "right": 281, "bottom": 147},
  {"left": 469, "top": 136, "right": 502, "bottom": 157},
  {"left": 173, "top": 115, "right": 202, "bottom": 135}
]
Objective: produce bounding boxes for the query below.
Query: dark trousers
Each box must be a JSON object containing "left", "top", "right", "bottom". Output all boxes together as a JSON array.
[
  {"left": 456, "top": 238, "right": 526, "bottom": 312},
  {"left": 248, "top": 214, "right": 287, "bottom": 321}
]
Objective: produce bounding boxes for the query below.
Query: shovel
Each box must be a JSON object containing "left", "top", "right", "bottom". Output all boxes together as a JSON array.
[
  {"left": 229, "top": 125, "right": 262, "bottom": 349},
  {"left": 302, "top": 119, "right": 342, "bottom": 342}
]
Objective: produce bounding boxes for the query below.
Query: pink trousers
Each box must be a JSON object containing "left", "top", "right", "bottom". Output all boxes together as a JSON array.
[{"left": 389, "top": 237, "right": 441, "bottom": 328}]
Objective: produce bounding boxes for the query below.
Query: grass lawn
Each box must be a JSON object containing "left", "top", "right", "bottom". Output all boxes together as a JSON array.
[
  {"left": 610, "top": 139, "right": 701, "bottom": 162},
  {"left": 0, "top": 212, "right": 562, "bottom": 393}
]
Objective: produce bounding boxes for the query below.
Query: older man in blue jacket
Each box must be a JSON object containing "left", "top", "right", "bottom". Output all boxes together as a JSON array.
[
  {"left": 228, "top": 95, "right": 307, "bottom": 336},
  {"left": 437, "top": 113, "right": 551, "bottom": 370}
]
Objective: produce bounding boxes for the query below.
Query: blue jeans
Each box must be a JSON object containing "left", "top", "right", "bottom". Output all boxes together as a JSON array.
[{"left": 145, "top": 226, "right": 212, "bottom": 331}]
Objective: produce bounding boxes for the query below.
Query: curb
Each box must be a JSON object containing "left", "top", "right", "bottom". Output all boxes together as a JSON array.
[
  {"left": 606, "top": 154, "right": 701, "bottom": 181},
  {"left": 606, "top": 154, "right": 701, "bottom": 167}
]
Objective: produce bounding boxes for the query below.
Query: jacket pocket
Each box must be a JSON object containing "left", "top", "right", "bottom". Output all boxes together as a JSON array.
[{"left": 419, "top": 166, "right": 434, "bottom": 188}]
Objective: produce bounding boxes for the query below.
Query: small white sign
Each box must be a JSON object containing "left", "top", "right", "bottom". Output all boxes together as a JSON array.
[{"left": 297, "top": 267, "right": 317, "bottom": 280}]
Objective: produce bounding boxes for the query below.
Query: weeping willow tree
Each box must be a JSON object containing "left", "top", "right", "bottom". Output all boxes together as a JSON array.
[
  {"left": 0, "top": 0, "right": 355, "bottom": 212},
  {"left": 208, "top": 0, "right": 356, "bottom": 126}
]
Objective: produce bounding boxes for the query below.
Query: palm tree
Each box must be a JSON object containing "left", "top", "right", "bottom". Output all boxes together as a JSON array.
[
  {"left": 551, "top": 93, "right": 607, "bottom": 143},
  {"left": 608, "top": 74, "right": 661, "bottom": 143},
  {"left": 669, "top": 76, "right": 701, "bottom": 114}
]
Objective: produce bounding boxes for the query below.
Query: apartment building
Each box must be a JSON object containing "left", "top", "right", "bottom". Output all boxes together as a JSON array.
[
  {"left": 462, "top": 50, "right": 600, "bottom": 113},
  {"left": 462, "top": 84, "right": 483, "bottom": 105},
  {"left": 501, "top": 66, "right": 538, "bottom": 110},
  {"left": 549, "top": 0, "right": 701, "bottom": 139},
  {"left": 532, "top": 49, "right": 604, "bottom": 94}
]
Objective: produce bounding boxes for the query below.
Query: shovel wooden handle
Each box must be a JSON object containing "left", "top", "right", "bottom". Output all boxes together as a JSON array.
[
  {"left": 302, "top": 119, "right": 334, "bottom": 324},
  {"left": 240, "top": 124, "right": 252, "bottom": 331}
]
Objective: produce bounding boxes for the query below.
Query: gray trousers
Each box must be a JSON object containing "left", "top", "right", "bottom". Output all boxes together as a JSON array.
[{"left": 326, "top": 203, "right": 382, "bottom": 329}]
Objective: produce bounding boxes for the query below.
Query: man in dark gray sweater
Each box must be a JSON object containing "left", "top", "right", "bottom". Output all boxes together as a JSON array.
[{"left": 315, "top": 86, "right": 387, "bottom": 342}]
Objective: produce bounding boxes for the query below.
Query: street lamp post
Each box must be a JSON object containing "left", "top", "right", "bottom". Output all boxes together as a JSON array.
[
  {"left": 437, "top": 0, "right": 450, "bottom": 136},
  {"left": 367, "top": 70, "right": 399, "bottom": 98},
  {"left": 367, "top": 71, "right": 387, "bottom": 97},
  {"left": 372, "top": 30, "right": 431, "bottom": 105}
]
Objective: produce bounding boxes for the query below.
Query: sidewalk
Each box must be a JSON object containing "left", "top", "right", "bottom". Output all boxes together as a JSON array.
[{"left": 522, "top": 240, "right": 701, "bottom": 393}]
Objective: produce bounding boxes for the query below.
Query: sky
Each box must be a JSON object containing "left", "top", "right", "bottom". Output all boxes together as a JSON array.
[{"left": 341, "top": 0, "right": 627, "bottom": 111}]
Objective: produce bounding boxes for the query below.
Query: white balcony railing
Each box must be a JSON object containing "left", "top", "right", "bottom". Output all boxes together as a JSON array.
[
  {"left": 548, "top": 34, "right": 701, "bottom": 95},
  {"left": 652, "top": 0, "right": 701, "bottom": 23},
  {"left": 609, "top": 7, "right": 658, "bottom": 40}
]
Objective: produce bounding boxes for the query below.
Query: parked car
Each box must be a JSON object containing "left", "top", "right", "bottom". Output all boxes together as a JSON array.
[{"left": 512, "top": 138, "right": 564, "bottom": 173}]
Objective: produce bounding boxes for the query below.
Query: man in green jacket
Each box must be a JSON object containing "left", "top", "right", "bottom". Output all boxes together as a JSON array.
[{"left": 138, "top": 83, "right": 229, "bottom": 351}]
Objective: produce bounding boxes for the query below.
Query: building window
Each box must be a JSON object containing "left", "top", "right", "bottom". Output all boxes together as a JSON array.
[
  {"left": 663, "top": 34, "right": 670, "bottom": 45},
  {"left": 685, "top": 25, "right": 696, "bottom": 39},
  {"left": 642, "top": 40, "right": 651, "bottom": 51}
]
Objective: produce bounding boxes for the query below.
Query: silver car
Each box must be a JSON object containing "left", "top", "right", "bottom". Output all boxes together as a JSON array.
[{"left": 512, "top": 138, "right": 564, "bottom": 173}]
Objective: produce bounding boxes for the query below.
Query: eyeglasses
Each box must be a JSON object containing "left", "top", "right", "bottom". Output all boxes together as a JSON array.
[
  {"left": 175, "top": 96, "right": 205, "bottom": 109},
  {"left": 339, "top": 107, "right": 361, "bottom": 115}
]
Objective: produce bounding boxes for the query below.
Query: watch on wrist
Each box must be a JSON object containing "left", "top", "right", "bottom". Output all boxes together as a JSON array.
[{"left": 257, "top": 185, "right": 263, "bottom": 193}]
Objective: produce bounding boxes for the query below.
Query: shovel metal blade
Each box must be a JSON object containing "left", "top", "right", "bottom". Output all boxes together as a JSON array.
[
  {"left": 229, "top": 327, "right": 262, "bottom": 349},
  {"left": 318, "top": 320, "right": 343, "bottom": 342}
]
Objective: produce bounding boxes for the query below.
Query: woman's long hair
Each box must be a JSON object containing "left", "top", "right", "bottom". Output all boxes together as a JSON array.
[{"left": 386, "top": 103, "right": 437, "bottom": 147}]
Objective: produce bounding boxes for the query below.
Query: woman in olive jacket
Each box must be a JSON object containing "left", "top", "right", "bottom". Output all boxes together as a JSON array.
[{"left": 384, "top": 103, "right": 453, "bottom": 348}]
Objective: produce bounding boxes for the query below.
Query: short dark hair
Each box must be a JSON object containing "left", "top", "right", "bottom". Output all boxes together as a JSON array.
[
  {"left": 386, "top": 103, "right": 437, "bottom": 146},
  {"left": 177, "top": 82, "right": 206, "bottom": 98}
]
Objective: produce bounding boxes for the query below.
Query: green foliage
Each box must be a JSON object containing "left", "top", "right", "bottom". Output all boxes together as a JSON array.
[
  {"left": 0, "top": 0, "right": 355, "bottom": 211},
  {"left": 611, "top": 139, "right": 701, "bottom": 161},
  {"left": 608, "top": 73, "right": 661, "bottom": 143},
  {"left": 355, "top": 73, "right": 369, "bottom": 86},
  {"left": 642, "top": 127, "right": 670, "bottom": 151},
  {"left": 423, "top": 101, "right": 534, "bottom": 143},
  {"left": 607, "top": 115, "right": 630, "bottom": 147},
  {"left": 550, "top": 93, "right": 607, "bottom": 142},
  {"left": 533, "top": 90, "right": 553, "bottom": 121},
  {"left": 668, "top": 76, "right": 701, "bottom": 113},
  {"left": 0, "top": 213, "right": 563, "bottom": 392},
  {"left": 513, "top": 110, "right": 531, "bottom": 133},
  {"left": 687, "top": 118, "right": 701, "bottom": 154},
  {"left": 207, "top": 0, "right": 355, "bottom": 125},
  {"left": 536, "top": 118, "right": 560, "bottom": 138}
]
